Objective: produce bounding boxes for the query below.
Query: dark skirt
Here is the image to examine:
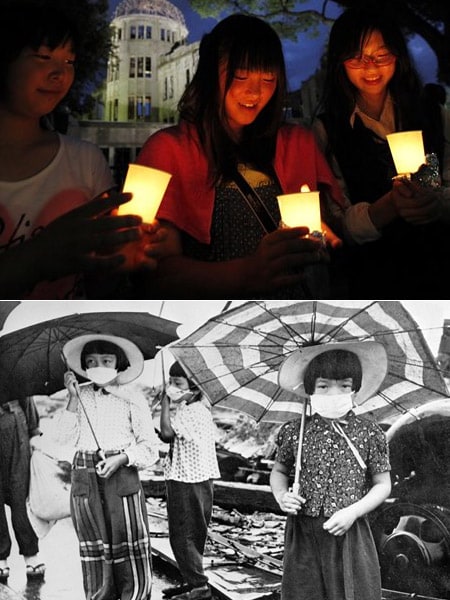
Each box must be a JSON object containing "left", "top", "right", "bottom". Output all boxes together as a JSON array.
[{"left": 281, "top": 513, "right": 382, "bottom": 600}]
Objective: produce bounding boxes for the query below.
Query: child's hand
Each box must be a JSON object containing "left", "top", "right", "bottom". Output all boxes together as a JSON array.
[
  {"left": 277, "top": 490, "right": 305, "bottom": 515},
  {"left": 323, "top": 506, "right": 358, "bottom": 536},
  {"left": 64, "top": 370, "right": 79, "bottom": 397},
  {"left": 95, "top": 454, "right": 128, "bottom": 479}
]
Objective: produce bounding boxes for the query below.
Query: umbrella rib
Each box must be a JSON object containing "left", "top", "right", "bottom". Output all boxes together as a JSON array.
[{"left": 313, "top": 301, "right": 379, "bottom": 344}]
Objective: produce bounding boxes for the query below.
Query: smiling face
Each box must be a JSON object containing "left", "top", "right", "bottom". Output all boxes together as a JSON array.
[
  {"left": 343, "top": 29, "right": 396, "bottom": 101},
  {"left": 3, "top": 40, "right": 75, "bottom": 118},
  {"left": 219, "top": 61, "right": 277, "bottom": 140}
]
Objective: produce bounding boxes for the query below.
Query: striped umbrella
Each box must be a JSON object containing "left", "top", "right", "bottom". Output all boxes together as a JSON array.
[{"left": 170, "top": 300, "right": 449, "bottom": 425}]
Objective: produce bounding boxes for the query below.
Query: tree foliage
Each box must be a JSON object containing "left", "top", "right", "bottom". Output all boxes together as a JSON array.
[
  {"left": 190, "top": 0, "right": 450, "bottom": 84},
  {"left": 61, "top": 0, "right": 114, "bottom": 115}
]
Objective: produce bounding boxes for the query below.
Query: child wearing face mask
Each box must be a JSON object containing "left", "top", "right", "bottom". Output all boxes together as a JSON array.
[
  {"left": 57, "top": 334, "right": 158, "bottom": 600},
  {"left": 270, "top": 342, "right": 391, "bottom": 600},
  {"left": 159, "top": 361, "right": 220, "bottom": 600}
]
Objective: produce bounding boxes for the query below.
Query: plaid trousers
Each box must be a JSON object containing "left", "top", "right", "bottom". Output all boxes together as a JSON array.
[{"left": 71, "top": 451, "right": 152, "bottom": 600}]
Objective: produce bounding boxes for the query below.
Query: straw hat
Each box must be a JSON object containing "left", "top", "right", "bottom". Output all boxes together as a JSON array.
[
  {"left": 63, "top": 334, "right": 144, "bottom": 385},
  {"left": 278, "top": 340, "right": 387, "bottom": 405}
]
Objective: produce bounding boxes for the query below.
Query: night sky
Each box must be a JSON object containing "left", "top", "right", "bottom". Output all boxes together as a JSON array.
[{"left": 108, "top": 0, "right": 438, "bottom": 90}]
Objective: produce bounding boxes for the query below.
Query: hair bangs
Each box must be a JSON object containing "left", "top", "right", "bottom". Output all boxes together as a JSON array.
[
  {"left": 304, "top": 350, "right": 362, "bottom": 394},
  {"left": 81, "top": 340, "right": 130, "bottom": 373}
]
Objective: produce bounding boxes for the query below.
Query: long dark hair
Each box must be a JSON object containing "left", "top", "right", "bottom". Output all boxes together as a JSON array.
[
  {"left": 178, "top": 14, "right": 288, "bottom": 184},
  {"left": 318, "top": 6, "right": 425, "bottom": 156},
  {"left": 0, "top": 1, "right": 78, "bottom": 102}
]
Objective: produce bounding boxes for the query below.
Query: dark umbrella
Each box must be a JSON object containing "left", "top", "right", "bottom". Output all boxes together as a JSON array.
[
  {"left": 0, "top": 311, "right": 180, "bottom": 401},
  {"left": 0, "top": 301, "right": 20, "bottom": 331}
]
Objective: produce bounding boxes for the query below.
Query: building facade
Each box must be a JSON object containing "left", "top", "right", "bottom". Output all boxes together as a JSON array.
[{"left": 104, "top": 0, "right": 198, "bottom": 124}]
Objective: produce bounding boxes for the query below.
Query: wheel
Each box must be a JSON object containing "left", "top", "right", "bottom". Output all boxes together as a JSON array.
[{"left": 370, "top": 502, "right": 450, "bottom": 598}]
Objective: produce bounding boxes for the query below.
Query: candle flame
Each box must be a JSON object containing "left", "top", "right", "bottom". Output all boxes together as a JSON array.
[{"left": 300, "top": 184, "right": 310, "bottom": 192}]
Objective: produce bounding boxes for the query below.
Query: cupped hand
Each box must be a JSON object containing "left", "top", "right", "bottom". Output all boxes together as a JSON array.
[
  {"left": 95, "top": 454, "right": 127, "bottom": 478},
  {"left": 323, "top": 506, "right": 358, "bottom": 536},
  {"left": 249, "top": 226, "right": 326, "bottom": 293},
  {"left": 33, "top": 190, "right": 143, "bottom": 279},
  {"left": 118, "top": 220, "right": 179, "bottom": 271},
  {"left": 392, "top": 178, "right": 443, "bottom": 224}
]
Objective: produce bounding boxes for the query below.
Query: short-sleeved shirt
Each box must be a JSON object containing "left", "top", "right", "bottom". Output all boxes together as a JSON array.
[
  {"left": 164, "top": 399, "right": 221, "bottom": 483},
  {"left": 275, "top": 411, "right": 390, "bottom": 517}
]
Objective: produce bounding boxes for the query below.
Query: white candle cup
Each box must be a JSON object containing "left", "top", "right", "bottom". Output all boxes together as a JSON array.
[
  {"left": 277, "top": 187, "right": 322, "bottom": 234},
  {"left": 386, "top": 130, "right": 425, "bottom": 177},
  {"left": 118, "top": 164, "right": 172, "bottom": 223}
]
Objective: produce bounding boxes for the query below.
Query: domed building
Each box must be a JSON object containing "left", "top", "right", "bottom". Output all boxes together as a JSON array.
[{"left": 105, "top": 0, "right": 198, "bottom": 123}]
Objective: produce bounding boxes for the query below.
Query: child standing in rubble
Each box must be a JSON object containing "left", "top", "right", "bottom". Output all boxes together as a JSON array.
[
  {"left": 270, "top": 342, "right": 391, "bottom": 600},
  {"left": 159, "top": 361, "right": 220, "bottom": 600}
]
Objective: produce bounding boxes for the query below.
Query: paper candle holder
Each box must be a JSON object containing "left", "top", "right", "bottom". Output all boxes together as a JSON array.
[
  {"left": 277, "top": 185, "right": 322, "bottom": 233},
  {"left": 118, "top": 164, "right": 172, "bottom": 223},
  {"left": 386, "top": 130, "right": 425, "bottom": 177}
]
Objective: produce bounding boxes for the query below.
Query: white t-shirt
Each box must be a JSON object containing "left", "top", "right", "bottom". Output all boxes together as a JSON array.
[{"left": 0, "top": 134, "right": 114, "bottom": 298}]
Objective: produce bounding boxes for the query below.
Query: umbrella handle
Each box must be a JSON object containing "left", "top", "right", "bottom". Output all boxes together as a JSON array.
[
  {"left": 60, "top": 352, "right": 105, "bottom": 459},
  {"left": 293, "top": 398, "right": 309, "bottom": 493}
]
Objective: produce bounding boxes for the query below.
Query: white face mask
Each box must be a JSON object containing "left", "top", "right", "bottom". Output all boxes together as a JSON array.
[
  {"left": 310, "top": 393, "right": 353, "bottom": 420},
  {"left": 166, "top": 385, "right": 188, "bottom": 402},
  {"left": 86, "top": 367, "right": 118, "bottom": 386}
]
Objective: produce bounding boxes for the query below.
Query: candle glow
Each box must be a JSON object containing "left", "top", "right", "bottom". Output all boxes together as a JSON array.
[
  {"left": 277, "top": 184, "right": 322, "bottom": 232},
  {"left": 118, "top": 164, "right": 172, "bottom": 223},
  {"left": 386, "top": 130, "right": 425, "bottom": 176}
]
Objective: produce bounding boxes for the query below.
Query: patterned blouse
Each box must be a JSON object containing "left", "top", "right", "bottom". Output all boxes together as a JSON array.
[
  {"left": 164, "top": 399, "right": 221, "bottom": 483},
  {"left": 181, "top": 165, "right": 330, "bottom": 299},
  {"left": 275, "top": 412, "right": 390, "bottom": 517},
  {"left": 56, "top": 383, "right": 159, "bottom": 470}
]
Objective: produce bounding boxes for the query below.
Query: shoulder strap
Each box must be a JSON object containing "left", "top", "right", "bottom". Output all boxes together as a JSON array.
[{"left": 232, "top": 170, "right": 278, "bottom": 233}]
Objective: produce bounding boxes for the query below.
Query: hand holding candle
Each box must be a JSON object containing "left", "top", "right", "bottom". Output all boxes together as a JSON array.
[
  {"left": 277, "top": 184, "right": 322, "bottom": 234},
  {"left": 115, "top": 164, "right": 172, "bottom": 271}
]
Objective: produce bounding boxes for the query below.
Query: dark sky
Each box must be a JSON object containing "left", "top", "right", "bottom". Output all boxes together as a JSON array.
[{"left": 108, "top": 0, "right": 438, "bottom": 90}]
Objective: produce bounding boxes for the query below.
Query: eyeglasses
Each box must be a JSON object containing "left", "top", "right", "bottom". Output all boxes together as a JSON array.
[{"left": 344, "top": 52, "right": 396, "bottom": 69}]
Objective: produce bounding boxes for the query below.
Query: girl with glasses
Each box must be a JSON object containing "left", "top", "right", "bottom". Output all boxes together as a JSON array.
[{"left": 312, "top": 5, "right": 450, "bottom": 298}]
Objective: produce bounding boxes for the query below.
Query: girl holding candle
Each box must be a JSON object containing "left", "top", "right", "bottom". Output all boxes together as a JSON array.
[
  {"left": 313, "top": 5, "right": 450, "bottom": 298},
  {"left": 0, "top": 1, "right": 169, "bottom": 299},
  {"left": 135, "top": 14, "right": 354, "bottom": 300}
]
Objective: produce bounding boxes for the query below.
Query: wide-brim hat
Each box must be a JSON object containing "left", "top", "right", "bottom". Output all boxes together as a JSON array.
[
  {"left": 278, "top": 340, "right": 387, "bottom": 404},
  {"left": 63, "top": 334, "right": 144, "bottom": 385}
]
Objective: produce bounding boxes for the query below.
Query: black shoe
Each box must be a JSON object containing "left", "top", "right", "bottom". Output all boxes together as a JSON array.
[
  {"left": 162, "top": 584, "right": 191, "bottom": 598},
  {"left": 0, "top": 566, "right": 10, "bottom": 584}
]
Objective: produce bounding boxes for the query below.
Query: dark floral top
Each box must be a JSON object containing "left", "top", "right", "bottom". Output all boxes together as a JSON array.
[{"left": 275, "top": 412, "right": 390, "bottom": 517}]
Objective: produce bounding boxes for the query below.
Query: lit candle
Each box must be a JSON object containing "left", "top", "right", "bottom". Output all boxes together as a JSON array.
[
  {"left": 386, "top": 130, "right": 425, "bottom": 177},
  {"left": 118, "top": 164, "right": 172, "bottom": 223},
  {"left": 277, "top": 184, "right": 322, "bottom": 233}
]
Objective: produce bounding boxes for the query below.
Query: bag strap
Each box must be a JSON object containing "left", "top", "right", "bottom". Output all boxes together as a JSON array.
[{"left": 232, "top": 170, "right": 278, "bottom": 233}]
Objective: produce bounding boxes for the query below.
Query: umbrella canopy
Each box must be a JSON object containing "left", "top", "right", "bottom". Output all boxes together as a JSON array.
[
  {"left": 0, "top": 311, "right": 179, "bottom": 401},
  {"left": 0, "top": 301, "right": 20, "bottom": 331},
  {"left": 170, "top": 300, "right": 449, "bottom": 424}
]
